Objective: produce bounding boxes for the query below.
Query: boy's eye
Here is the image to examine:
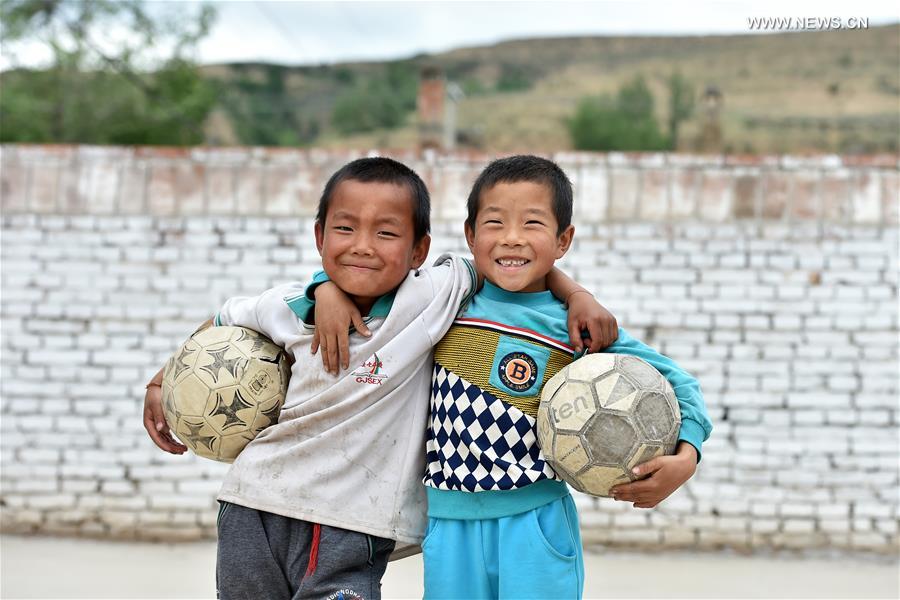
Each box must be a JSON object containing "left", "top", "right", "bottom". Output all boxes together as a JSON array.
[
  {"left": 333, "top": 226, "right": 352, "bottom": 232},
  {"left": 526, "top": 220, "right": 544, "bottom": 225},
  {"left": 378, "top": 231, "right": 399, "bottom": 238},
  {"left": 483, "top": 219, "right": 502, "bottom": 225}
]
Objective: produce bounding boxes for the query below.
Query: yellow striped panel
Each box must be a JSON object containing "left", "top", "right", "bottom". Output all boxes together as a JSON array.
[{"left": 434, "top": 324, "right": 573, "bottom": 417}]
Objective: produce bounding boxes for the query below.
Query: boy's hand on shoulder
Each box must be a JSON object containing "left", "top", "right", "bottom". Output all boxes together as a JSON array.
[
  {"left": 609, "top": 442, "right": 697, "bottom": 509},
  {"left": 311, "top": 282, "right": 370, "bottom": 375},
  {"left": 566, "top": 291, "right": 618, "bottom": 353},
  {"left": 142, "top": 383, "right": 187, "bottom": 455}
]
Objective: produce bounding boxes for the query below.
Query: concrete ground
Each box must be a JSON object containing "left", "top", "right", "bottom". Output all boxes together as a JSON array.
[{"left": 1, "top": 535, "right": 897, "bottom": 599}]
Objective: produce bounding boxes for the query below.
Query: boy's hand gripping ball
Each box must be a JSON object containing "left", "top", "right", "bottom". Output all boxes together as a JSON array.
[
  {"left": 537, "top": 354, "right": 681, "bottom": 497},
  {"left": 161, "top": 326, "right": 290, "bottom": 462}
]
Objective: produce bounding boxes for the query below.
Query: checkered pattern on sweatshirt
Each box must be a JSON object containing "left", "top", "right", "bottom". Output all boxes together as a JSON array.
[{"left": 424, "top": 363, "right": 559, "bottom": 491}]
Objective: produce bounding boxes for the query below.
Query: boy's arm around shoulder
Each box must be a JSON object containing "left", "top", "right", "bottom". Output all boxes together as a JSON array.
[
  {"left": 546, "top": 267, "right": 619, "bottom": 352},
  {"left": 320, "top": 253, "right": 477, "bottom": 346},
  {"left": 306, "top": 255, "right": 478, "bottom": 373},
  {"left": 312, "top": 281, "right": 372, "bottom": 375}
]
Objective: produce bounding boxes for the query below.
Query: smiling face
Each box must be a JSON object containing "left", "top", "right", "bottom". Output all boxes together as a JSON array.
[
  {"left": 465, "top": 181, "right": 574, "bottom": 293},
  {"left": 315, "top": 179, "right": 430, "bottom": 315}
]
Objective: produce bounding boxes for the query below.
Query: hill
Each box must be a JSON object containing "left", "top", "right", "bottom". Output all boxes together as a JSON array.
[{"left": 200, "top": 24, "right": 899, "bottom": 153}]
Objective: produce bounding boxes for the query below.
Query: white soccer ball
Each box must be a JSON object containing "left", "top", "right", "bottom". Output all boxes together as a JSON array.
[
  {"left": 161, "top": 326, "right": 290, "bottom": 462},
  {"left": 537, "top": 353, "right": 681, "bottom": 497}
]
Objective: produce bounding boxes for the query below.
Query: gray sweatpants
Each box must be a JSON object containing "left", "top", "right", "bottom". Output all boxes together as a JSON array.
[{"left": 216, "top": 501, "right": 395, "bottom": 600}]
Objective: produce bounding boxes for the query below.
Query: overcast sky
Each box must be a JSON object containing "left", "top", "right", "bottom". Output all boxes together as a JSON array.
[
  {"left": 199, "top": 0, "right": 898, "bottom": 65},
  {"left": 1, "top": 0, "right": 897, "bottom": 69}
]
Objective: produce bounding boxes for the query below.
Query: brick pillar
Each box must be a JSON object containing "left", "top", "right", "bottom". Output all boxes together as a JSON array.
[{"left": 418, "top": 66, "right": 444, "bottom": 150}]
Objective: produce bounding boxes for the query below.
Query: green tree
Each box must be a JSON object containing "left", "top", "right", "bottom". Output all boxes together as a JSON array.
[
  {"left": 567, "top": 76, "right": 668, "bottom": 151},
  {"left": 667, "top": 72, "right": 694, "bottom": 150},
  {"left": 330, "top": 63, "right": 418, "bottom": 135},
  {"left": 496, "top": 64, "right": 533, "bottom": 93},
  {"left": 0, "top": 0, "right": 217, "bottom": 145},
  {"left": 218, "top": 65, "right": 319, "bottom": 147},
  {"left": 567, "top": 97, "right": 624, "bottom": 151},
  {"left": 332, "top": 81, "right": 405, "bottom": 135}
]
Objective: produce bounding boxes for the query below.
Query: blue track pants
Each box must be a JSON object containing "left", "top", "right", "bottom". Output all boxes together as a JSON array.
[{"left": 422, "top": 494, "right": 584, "bottom": 599}]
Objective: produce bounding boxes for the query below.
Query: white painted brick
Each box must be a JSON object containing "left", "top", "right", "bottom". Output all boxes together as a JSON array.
[
  {"left": 61, "top": 462, "right": 125, "bottom": 480},
  {"left": 2, "top": 171, "right": 897, "bottom": 553},
  {"left": 139, "top": 480, "right": 177, "bottom": 494},
  {"left": 714, "top": 516, "right": 749, "bottom": 532},
  {"left": 750, "top": 518, "right": 780, "bottom": 533},
  {"left": 149, "top": 495, "right": 215, "bottom": 510},
  {"left": 855, "top": 503, "right": 895, "bottom": 519},
  {"left": 780, "top": 503, "right": 816, "bottom": 518},
  {"left": 840, "top": 240, "right": 889, "bottom": 255},
  {"left": 828, "top": 346, "right": 861, "bottom": 361},
  {"left": 27, "top": 350, "right": 90, "bottom": 365},
  {"left": 713, "top": 314, "right": 740, "bottom": 328},
  {"left": 689, "top": 253, "right": 716, "bottom": 268},
  {"left": 100, "top": 481, "right": 136, "bottom": 495},
  {"left": 26, "top": 494, "right": 77, "bottom": 510},
  {"left": 748, "top": 331, "right": 808, "bottom": 349},
  {"left": 874, "top": 519, "right": 898, "bottom": 535},
  {"left": 16, "top": 479, "right": 58, "bottom": 493},
  {"left": 733, "top": 470, "right": 775, "bottom": 485},
  {"left": 99, "top": 497, "right": 147, "bottom": 513},
  {"left": 792, "top": 410, "right": 827, "bottom": 426},
  {"left": 852, "top": 518, "right": 873, "bottom": 532},
  {"left": 859, "top": 377, "right": 898, "bottom": 393},
  {"left": 727, "top": 358, "right": 788, "bottom": 375},
  {"left": 175, "top": 479, "right": 223, "bottom": 495},
  {"left": 2, "top": 303, "right": 35, "bottom": 318},
  {"left": 858, "top": 410, "right": 892, "bottom": 426},
  {"left": 641, "top": 269, "right": 698, "bottom": 283},
  {"left": 91, "top": 350, "right": 154, "bottom": 366},
  {"left": 850, "top": 436, "right": 898, "bottom": 454},
  {"left": 61, "top": 479, "right": 99, "bottom": 493},
  {"left": 610, "top": 529, "right": 662, "bottom": 544},
  {"left": 827, "top": 375, "right": 859, "bottom": 391},
  {"left": 866, "top": 285, "right": 895, "bottom": 300},
  {"left": 816, "top": 504, "right": 849, "bottom": 519},
  {"left": 782, "top": 519, "right": 816, "bottom": 534},
  {"left": 773, "top": 316, "right": 804, "bottom": 333},
  {"left": 825, "top": 409, "right": 859, "bottom": 425},
  {"left": 740, "top": 315, "right": 771, "bottom": 330},
  {"left": 767, "top": 439, "right": 805, "bottom": 455},
  {"left": 99, "top": 435, "right": 138, "bottom": 451},
  {"left": 862, "top": 313, "right": 896, "bottom": 330},
  {"left": 100, "top": 511, "right": 139, "bottom": 529},
  {"left": 749, "top": 501, "right": 778, "bottom": 517}
]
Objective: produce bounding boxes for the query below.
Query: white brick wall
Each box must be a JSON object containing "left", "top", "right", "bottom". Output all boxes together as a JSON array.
[{"left": 1, "top": 145, "right": 897, "bottom": 554}]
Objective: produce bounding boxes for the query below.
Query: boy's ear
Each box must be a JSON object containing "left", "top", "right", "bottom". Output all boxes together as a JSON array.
[
  {"left": 411, "top": 234, "right": 431, "bottom": 269},
  {"left": 555, "top": 224, "right": 575, "bottom": 258},
  {"left": 314, "top": 221, "right": 325, "bottom": 257},
  {"left": 464, "top": 222, "right": 476, "bottom": 253}
]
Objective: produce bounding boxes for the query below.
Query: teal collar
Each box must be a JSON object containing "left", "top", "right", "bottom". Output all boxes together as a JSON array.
[
  {"left": 479, "top": 279, "right": 557, "bottom": 308},
  {"left": 366, "top": 290, "right": 395, "bottom": 319},
  {"left": 285, "top": 290, "right": 396, "bottom": 324}
]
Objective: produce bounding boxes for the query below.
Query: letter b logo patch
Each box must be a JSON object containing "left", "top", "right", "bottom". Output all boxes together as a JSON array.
[
  {"left": 490, "top": 335, "right": 550, "bottom": 397},
  {"left": 497, "top": 352, "right": 538, "bottom": 392}
]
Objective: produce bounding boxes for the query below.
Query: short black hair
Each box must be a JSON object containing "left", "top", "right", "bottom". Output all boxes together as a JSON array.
[
  {"left": 316, "top": 157, "right": 431, "bottom": 242},
  {"left": 466, "top": 155, "right": 573, "bottom": 235}
]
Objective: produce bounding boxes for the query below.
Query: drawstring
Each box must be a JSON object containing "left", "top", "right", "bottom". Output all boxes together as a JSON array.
[{"left": 304, "top": 523, "right": 321, "bottom": 579}]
